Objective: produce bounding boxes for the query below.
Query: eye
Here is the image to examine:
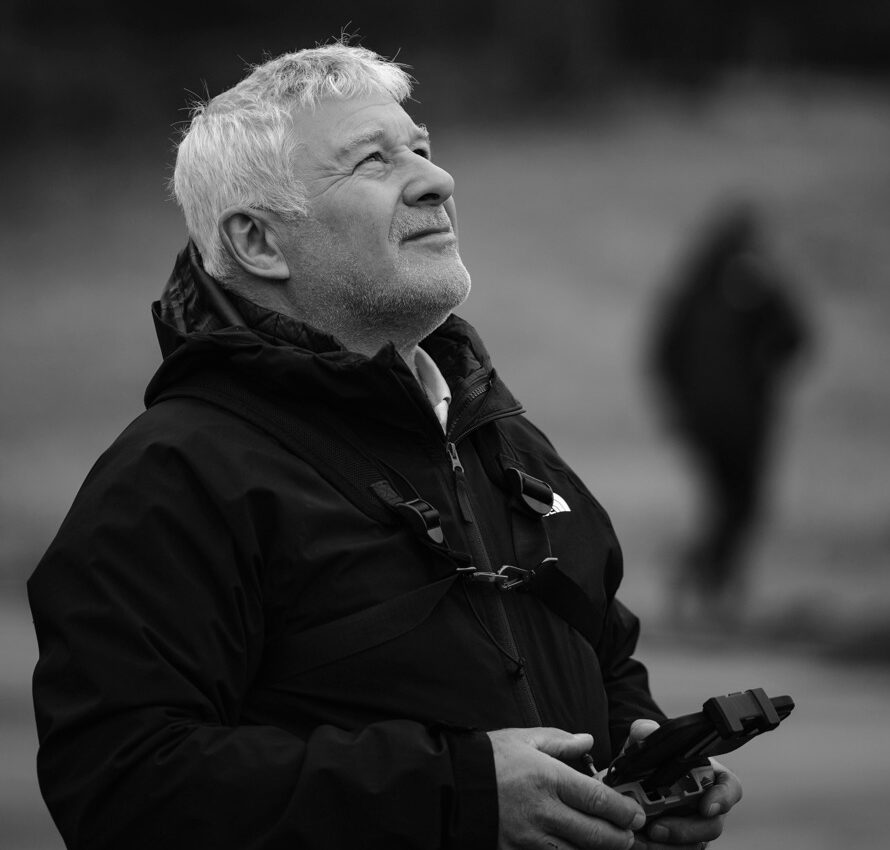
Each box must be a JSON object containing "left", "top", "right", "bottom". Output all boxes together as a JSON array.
[
  {"left": 414, "top": 147, "right": 431, "bottom": 160},
  {"left": 357, "top": 151, "right": 385, "bottom": 167}
]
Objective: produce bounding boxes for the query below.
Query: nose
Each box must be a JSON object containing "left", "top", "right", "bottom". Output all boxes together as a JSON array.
[{"left": 402, "top": 154, "right": 455, "bottom": 208}]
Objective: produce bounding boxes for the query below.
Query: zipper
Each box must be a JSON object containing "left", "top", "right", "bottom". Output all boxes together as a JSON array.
[
  {"left": 445, "top": 435, "right": 542, "bottom": 727},
  {"left": 446, "top": 378, "right": 491, "bottom": 442},
  {"left": 446, "top": 441, "right": 477, "bottom": 526}
]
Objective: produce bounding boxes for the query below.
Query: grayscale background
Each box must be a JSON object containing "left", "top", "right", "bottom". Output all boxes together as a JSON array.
[{"left": 2, "top": 2, "right": 889, "bottom": 847}]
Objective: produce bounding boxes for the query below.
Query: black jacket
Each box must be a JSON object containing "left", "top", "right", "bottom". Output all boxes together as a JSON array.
[{"left": 29, "top": 247, "right": 663, "bottom": 849}]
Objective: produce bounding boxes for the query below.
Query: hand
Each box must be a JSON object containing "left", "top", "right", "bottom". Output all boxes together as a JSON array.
[
  {"left": 622, "top": 720, "right": 743, "bottom": 849},
  {"left": 487, "top": 727, "right": 646, "bottom": 849}
]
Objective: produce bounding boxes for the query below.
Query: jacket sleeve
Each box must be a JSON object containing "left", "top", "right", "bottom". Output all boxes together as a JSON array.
[
  {"left": 597, "top": 598, "right": 667, "bottom": 755},
  {"left": 28, "top": 432, "right": 497, "bottom": 850}
]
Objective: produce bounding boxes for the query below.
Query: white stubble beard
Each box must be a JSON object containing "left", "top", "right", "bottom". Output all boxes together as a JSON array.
[{"left": 335, "top": 247, "right": 471, "bottom": 348}]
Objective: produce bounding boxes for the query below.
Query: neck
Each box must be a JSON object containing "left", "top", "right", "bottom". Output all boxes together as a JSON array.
[
  {"left": 221, "top": 271, "right": 446, "bottom": 372},
  {"left": 337, "top": 333, "right": 422, "bottom": 379},
  {"left": 323, "top": 310, "right": 449, "bottom": 370}
]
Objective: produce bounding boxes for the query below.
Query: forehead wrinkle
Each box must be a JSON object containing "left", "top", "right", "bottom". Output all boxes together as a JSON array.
[{"left": 335, "top": 123, "right": 431, "bottom": 161}]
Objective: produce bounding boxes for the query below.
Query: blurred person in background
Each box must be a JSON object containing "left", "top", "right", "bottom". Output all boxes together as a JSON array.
[
  {"left": 28, "top": 42, "right": 741, "bottom": 850},
  {"left": 649, "top": 201, "right": 809, "bottom": 629}
]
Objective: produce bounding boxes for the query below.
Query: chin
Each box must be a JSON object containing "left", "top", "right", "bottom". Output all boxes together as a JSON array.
[
  {"left": 410, "top": 258, "right": 471, "bottom": 306},
  {"left": 442, "top": 265, "right": 472, "bottom": 307},
  {"left": 344, "top": 258, "right": 470, "bottom": 331}
]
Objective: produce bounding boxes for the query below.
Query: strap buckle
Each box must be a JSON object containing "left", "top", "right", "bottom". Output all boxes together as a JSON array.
[
  {"left": 369, "top": 481, "right": 445, "bottom": 544},
  {"left": 394, "top": 497, "right": 445, "bottom": 544},
  {"left": 460, "top": 562, "right": 544, "bottom": 590},
  {"left": 497, "top": 564, "right": 536, "bottom": 590},
  {"left": 504, "top": 467, "right": 554, "bottom": 517}
]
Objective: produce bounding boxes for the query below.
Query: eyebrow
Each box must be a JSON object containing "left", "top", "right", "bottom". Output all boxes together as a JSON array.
[{"left": 336, "top": 124, "right": 431, "bottom": 161}]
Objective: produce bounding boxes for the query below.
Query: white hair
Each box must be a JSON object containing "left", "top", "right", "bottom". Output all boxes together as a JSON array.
[{"left": 172, "top": 42, "right": 414, "bottom": 278}]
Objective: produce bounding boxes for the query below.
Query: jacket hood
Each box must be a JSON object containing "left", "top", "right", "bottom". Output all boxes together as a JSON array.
[{"left": 145, "top": 244, "right": 521, "bottom": 431}]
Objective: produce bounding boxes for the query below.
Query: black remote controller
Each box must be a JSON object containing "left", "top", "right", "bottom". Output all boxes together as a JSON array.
[{"left": 599, "top": 688, "right": 795, "bottom": 818}]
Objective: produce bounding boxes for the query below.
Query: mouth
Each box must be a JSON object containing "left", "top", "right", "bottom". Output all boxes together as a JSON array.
[{"left": 400, "top": 225, "right": 454, "bottom": 244}]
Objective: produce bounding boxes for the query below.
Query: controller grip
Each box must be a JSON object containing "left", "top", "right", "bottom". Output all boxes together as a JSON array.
[{"left": 612, "top": 764, "right": 715, "bottom": 819}]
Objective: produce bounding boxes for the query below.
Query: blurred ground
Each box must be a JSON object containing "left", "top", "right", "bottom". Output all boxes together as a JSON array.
[{"left": 3, "top": 75, "right": 890, "bottom": 846}]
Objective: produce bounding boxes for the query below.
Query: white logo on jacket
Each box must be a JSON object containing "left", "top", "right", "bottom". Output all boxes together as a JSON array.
[{"left": 545, "top": 493, "right": 571, "bottom": 516}]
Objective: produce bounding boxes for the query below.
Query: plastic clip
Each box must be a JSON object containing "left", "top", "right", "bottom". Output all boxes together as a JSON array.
[
  {"left": 394, "top": 498, "right": 444, "bottom": 544},
  {"left": 465, "top": 570, "right": 507, "bottom": 585},
  {"left": 504, "top": 467, "right": 554, "bottom": 516},
  {"left": 497, "top": 564, "right": 536, "bottom": 590},
  {"left": 463, "top": 564, "right": 535, "bottom": 589}
]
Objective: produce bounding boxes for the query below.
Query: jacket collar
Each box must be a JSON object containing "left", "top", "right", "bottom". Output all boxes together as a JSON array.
[
  {"left": 153, "top": 242, "right": 347, "bottom": 359},
  {"left": 146, "top": 244, "right": 523, "bottom": 432}
]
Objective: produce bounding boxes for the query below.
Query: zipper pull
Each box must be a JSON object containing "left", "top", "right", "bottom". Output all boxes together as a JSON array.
[
  {"left": 446, "top": 441, "right": 464, "bottom": 473},
  {"left": 446, "top": 441, "right": 475, "bottom": 523}
]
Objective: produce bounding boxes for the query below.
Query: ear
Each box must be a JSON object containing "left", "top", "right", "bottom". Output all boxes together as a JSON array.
[{"left": 218, "top": 207, "right": 290, "bottom": 280}]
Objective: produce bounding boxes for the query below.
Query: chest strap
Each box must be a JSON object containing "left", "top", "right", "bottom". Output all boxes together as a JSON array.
[
  {"left": 154, "top": 373, "right": 604, "bottom": 672},
  {"left": 471, "top": 427, "right": 604, "bottom": 651}
]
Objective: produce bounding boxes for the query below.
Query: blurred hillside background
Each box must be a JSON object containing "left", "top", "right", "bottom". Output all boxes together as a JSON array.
[{"left": 2, "top": 1, "right": 889, "bottom": 848}]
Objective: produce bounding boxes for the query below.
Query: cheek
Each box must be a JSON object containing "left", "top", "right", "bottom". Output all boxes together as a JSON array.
[
  {"left": 309, "top": 186, "right": 399, "bottom": 260},
  {"left": 320, "top": 206, "right": 394, "bottom": 250},
  {"left": 345, "top": 213, "right": 397, "bottom": 257}
]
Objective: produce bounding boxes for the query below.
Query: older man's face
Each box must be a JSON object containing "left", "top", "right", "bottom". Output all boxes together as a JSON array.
[{"left": 274, "top": 94, "right": 471, "bottom": 341}]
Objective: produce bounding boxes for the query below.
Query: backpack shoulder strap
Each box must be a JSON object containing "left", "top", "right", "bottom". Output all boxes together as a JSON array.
[
  {"left": 152, "top": 370, "right": 443, "bottom": 541},
  {"left": 473, "top": 423, "right": 605, "bottom": 651},
  {"left": 151, "top": 370, "right": 466, "bottom": 673}
]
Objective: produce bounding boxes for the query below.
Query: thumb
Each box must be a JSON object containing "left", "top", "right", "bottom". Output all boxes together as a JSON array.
[
  {"left": 626, "top": 718, "right": 661, "bottom": 749},
  {"left": 616, "top": 719, "right": 661, "bottom": 758},
  {"left": 530, "top": 729, "right": 594, "bottom": 761}
]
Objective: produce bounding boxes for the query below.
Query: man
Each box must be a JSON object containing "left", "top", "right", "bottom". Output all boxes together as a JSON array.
[{"left": 29, "top": 43, "right": 741, "bottom": 849}]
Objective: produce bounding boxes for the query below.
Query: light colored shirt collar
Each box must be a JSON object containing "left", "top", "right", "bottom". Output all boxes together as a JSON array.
[{"left": 414, "top": 347, "right": 451, "bottom": 431}]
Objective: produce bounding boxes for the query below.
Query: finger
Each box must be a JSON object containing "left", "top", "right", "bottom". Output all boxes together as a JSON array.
[
  {"left": 543, "top": 806, "right": 637, "bottom": 850},
  {"left": 543, "top": 830, "right": 621, "bottom": 850},
  {"left": 645, "top": 814, "right": 725, "bottom": 845},
  {"left": 620, "top": 719, "right": 661, "bottom": 755},
  {"left": 628, "top": 718, "right": 661, "bottom": 743},
  {"left": 699, "top": 759, "right": 743, "bottom": 816},
  {"left": 556, "top": 770, "right": 646, "bottom": 833},
  {"left": 632, "top": 840, "right": 711, "bottom": 850},
  {"left": 541, "top": 837, "right": 584, "bottom": 850},
  {"left": 530, "top": 728, "right": 595, "bottom": 762}
]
